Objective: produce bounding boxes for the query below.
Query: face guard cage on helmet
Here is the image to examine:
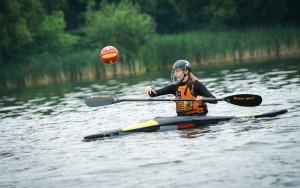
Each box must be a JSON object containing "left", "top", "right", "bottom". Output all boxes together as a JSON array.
[{"left": 171, "top": 60, "right": 191, "bottom": 83}]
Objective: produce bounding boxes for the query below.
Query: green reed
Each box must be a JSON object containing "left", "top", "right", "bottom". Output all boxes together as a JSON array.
[
  {"left": 143, "top": 26, "right": 300, "bottom": 69},
  {"left": 1, "top": 26, "right": 299, "bottom": 89}
]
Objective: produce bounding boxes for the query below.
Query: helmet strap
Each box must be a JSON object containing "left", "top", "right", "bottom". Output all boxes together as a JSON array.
[
  {"left": 178, "top": 73, "right": 188, "bottom": 84},
  {"left": 171, "top": 69, "right": 190, "bottom": 84}
]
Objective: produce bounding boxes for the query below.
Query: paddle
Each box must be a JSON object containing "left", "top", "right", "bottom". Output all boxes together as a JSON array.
[{"left": 85, "top": 94, "right": 262, "bottom": 107}]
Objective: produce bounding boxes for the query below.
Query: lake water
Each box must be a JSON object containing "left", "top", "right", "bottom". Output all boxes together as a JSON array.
[{"left": 0, "top": 57, "right": 299, "bottom": 187}]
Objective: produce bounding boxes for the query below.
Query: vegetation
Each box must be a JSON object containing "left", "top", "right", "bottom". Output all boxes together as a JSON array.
[
  {"left": 0, "top": 0, "right": 300, "bottom": 89},
  {"left": 84, "top": 0, "right": 155, "bottom": 71},
  {"left": 143, "top": 26, "right": 300, "bottom": 68}
]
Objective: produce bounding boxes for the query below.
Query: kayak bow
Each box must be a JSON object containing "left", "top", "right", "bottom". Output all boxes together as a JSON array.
[{"left": 83, "top": 109, "right": 288, "bottom": 140}]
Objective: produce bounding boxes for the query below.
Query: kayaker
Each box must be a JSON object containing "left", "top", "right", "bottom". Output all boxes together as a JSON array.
[{"left": 144, "top": 60, "right": 217, "bottom": 116}]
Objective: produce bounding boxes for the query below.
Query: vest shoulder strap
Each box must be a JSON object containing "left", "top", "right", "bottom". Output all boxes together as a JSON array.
[{"left": 187, "top": 81, "right": 195, "bottom": 96}]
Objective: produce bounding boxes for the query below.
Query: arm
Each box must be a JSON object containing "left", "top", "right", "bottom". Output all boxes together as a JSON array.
[
  {"left": 144, "top": 84, "right": 177, "bottom": 97},
  {"left": 193, "top": 80, "right": 217, "bottom": 104}
]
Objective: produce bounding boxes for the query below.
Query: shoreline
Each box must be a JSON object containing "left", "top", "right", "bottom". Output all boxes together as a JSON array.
[{"left": 3, "top": 51, "right": 300, "bottom": 90}]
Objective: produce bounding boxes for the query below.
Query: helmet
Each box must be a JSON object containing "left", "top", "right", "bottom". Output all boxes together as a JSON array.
[
  {"left": 172, "top": 60, "right": 191, "bottom": 72},
  {"left": 171, "top": 60, "right": 191, "bottom": 83}
]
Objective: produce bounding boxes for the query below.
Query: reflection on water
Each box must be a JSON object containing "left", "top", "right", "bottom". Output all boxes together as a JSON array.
[
  {"left": 180, "top": 127, "right": 209, "bottom": 138},
  {"left": 0, "top": 57, "right": 300, "bottom": 187}
]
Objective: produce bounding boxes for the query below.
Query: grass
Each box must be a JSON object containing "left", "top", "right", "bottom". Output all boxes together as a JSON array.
[
  {"left": 143, "top": 26, "right": 300, "bottom": 69},
  {"left": 1, "top": 26, "right": 299, "bottom": 89}
]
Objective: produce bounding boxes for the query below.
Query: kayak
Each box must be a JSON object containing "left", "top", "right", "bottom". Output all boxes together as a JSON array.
[{"left": 83, "top": 109, "right": 288, "bottom": 140}]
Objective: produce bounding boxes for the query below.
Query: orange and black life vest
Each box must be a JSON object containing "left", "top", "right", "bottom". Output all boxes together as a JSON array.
[{"left": 175, "top": 82, "right": 208, "bottom": 116}]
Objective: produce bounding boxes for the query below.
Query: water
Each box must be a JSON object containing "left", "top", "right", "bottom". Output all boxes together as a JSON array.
[{"left": 0, "top": 58, "right": 299, "bottom": 187}]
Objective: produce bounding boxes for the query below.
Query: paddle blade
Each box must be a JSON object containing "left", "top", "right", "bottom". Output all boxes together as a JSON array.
[
  {"left": 224, "top": 94, "right": 262, "bottom": 107},
  {"left": 85, "top": 94, "right": 117, "bottom": 107}
]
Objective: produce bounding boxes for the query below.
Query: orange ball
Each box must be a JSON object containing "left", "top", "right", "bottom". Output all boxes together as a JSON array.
[{"left": 100, "top": 46, "right": 119, "bottom": 64}]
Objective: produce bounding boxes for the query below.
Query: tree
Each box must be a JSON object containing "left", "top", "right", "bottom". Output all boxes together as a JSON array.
[
  {"left": 204, "top": 0, "right": 237, "bottom": 29},
  {"left": 84, "top": 0, "right": 156, "bottom": 64},
  {"left": 235, "top": 0, "right": 287, "bottom": 27},
  {"left": 0, "top": 0, "right": 45, "bottom": 62},
  {"left": 0, "top": 0, "right": 79, "bottom": 65},
  {"left": 35, "top": 11, "right": 79, "bottom": 53},
  {"left": 168, "top": 0, "right": 211, "bottom": 29}
]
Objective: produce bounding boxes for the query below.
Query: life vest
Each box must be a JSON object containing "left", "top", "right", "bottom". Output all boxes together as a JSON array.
[{"left": 175, "top": 82, "right": 208, "bottom": 116}]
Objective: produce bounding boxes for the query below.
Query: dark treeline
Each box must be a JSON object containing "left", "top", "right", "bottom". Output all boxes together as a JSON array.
[{"left": 0, "top": 0, "right": 300, "bottom": 88}]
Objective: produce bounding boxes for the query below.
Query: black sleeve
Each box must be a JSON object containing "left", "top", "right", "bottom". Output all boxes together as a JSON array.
[
  {"left": 193, "top": 80, "right": 217, "bottom": 104},
  {"left": 148, "top": 84, "right": 177, "bottom": 97}
]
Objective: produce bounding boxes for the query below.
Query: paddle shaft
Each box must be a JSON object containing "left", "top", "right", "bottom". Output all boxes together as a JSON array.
[
  {"left": 119, "top": 98, "right": 199, "bottom": 102},
  {"left": 117, "top": 97, "right": 254, "bottom": 103},
  {"left": 85, "top": 94, "right": 262, "bottom": 107}
]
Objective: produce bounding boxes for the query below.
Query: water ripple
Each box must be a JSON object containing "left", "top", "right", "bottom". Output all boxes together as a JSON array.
[{"left": 0, "top": 58, "right": 299, "bottom": 187}]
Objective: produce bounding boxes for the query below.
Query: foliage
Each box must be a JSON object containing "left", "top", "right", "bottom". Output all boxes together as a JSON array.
[
  {"left": 168, "top": 0, "right": 210, "bottom": 29},
  {"left": 168, "top": 0, "right": 300, "bottom": 29},
  {"left": 35, "top": 11, "right": 79, "bottom": 53},
  {"left": 0, "top": 0, "right": 300, "bottom": 89},
  {"left": 0, "top": 0, "right": 45, "bottom": 61},
  {"left": 204, "top": 0, "right": 237, "bottom": 29},
  {"left": 143, "top": 26, "right": 300, "bottom": 70},
  {"left": 84, "top": 0, "right": 156, "bottom": 67}
]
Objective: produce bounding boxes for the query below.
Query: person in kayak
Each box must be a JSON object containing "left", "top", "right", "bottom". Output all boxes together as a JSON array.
[{"left": 144, "top": 60, "right": 217, "bottom": 116}]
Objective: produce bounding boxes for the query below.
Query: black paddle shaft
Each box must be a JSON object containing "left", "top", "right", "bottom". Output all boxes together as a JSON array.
[{"left": 85, "top": 94, "right": 262, "bottom": 107}]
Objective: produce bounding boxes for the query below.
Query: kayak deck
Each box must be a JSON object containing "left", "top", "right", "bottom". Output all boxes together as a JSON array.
[{"left": 83, "top": 109, "right": 288, "bottom": 140}]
